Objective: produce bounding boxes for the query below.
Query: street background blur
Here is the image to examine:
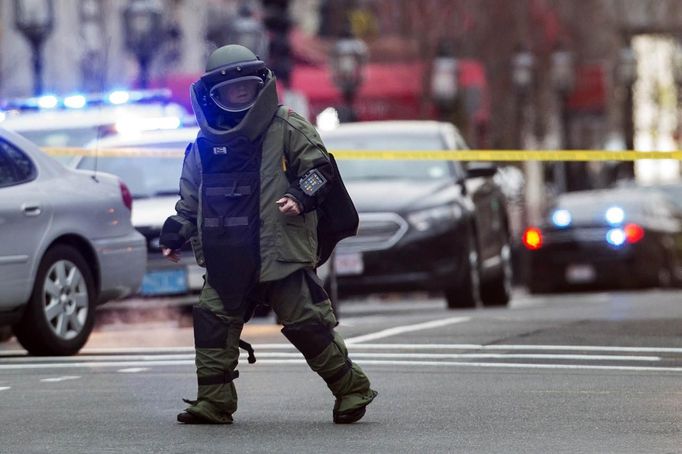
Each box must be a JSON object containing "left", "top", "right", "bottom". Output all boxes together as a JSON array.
[{"left": 5, "top": 0, "right": 682, "bottom": 221}]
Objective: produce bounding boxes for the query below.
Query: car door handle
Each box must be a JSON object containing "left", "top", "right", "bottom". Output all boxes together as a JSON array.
[{"left": 21, "top": 203, "right": 42, "bottom": 216}]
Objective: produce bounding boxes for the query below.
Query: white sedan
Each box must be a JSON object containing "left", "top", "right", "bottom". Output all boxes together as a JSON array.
[{"left": 0, "top": 127, "right": 146, "bottom": 355}]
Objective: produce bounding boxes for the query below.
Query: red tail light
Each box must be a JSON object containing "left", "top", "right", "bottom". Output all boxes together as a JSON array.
[
  {"left": 523, "top": 227, "right": 543, "bottom": 250},
  {"left": 624, "top": 223, "right": 644, "bottom": 244},
  {"left": 119, "top": 180, "right": 133, "bottom": 211}
]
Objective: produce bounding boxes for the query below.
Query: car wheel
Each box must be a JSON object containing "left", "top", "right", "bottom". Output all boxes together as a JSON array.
[
  {"left": 445, "top": 235, "right": 481, "bottom": 309},
  {"left": 14, "top": 245, "right": 96, "bottom": 356},
  {"left": 480, "top": 243, "right": 512, "bottom": 306}
]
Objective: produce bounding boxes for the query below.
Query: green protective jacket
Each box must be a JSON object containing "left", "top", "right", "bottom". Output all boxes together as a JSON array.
[{"left": 173, "top": 72, "right": 335, "bottom": 283}]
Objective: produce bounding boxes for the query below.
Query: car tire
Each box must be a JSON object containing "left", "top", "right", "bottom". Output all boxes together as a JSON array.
[
  {"left": 445, "top": 235, "right": 481, "bottom": 309},
  {"left": 13, "top": 245, "right": 96, "bottom": 356},
  {"left": 480, "top": 243, "right": 512, "bottom": 306}
]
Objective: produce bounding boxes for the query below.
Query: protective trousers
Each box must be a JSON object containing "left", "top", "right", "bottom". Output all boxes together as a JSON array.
[{"left": 186, "top": 268, "right": 376, "bottom": 423}]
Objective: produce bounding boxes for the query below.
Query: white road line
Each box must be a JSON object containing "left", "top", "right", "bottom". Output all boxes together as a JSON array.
[
  {"left": 118, "top": 368, "right": 149, "bottom": 373},
  {"left": 3, "top": 354, "right": 194, "bottom": 363},
  {"left": 344, "top": 343, "right": 682, "bottom": 353},
  {"left": 4, "top": 343, "right": 682, "bottom": 359},
  {"left": 339, "top": 353, "right": 662, "bottom": 362},
  {"left": 4, "top": 342, "right": 682, "bottom": 357},
  {"left": 0, "top": 360, "right": 195, "bottom": 370},
  {"left": 40, "top": 376, "right": 81, "bottom": 383},
  {"left": 344, "top": 317, "right": 471, "bottom": 344},
  {"left": 0, "top": 352, "right": 662, "bottom": 363},
  {"left": 353, "top": 359, "right": 682, "bottom": 373},
  {"left": 4, "top": 358, "right": 676, "bottom": 373},
  {"left": 0, "top": 386, "right": 10, "bottom": 391}
]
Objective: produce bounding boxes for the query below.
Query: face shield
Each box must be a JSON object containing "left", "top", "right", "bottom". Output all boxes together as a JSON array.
[{"left": 209, "top": 76, "right": 263, "bottom": 112}]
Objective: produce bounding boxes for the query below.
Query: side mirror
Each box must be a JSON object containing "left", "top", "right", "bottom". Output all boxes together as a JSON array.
[{"left": 466, "top": 162, "right": 498, "bottom": 179}]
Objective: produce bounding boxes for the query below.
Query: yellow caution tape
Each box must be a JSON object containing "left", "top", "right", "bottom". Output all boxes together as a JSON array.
[{"left": 42, "top": 147, "right": 682, "bottom": 161}]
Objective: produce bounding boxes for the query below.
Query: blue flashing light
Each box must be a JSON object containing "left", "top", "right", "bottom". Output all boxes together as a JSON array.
[
  {"left": 606, "top": 228, "right": 626, "bottom": 247},
  {"left": 551, "top": 209, "right": 572, "bottom": 228},
  {"left": 605, "top": 206, "right": 625, "bottom": 225},
  {"left": 108, "top": 91, "right": 130, "bottom": 105},
  {"left": 64, "top": 95, "right": 87, "bottom": 109},
  {"left": 37, "top": 95, "right": 58, "bottom": 109}
]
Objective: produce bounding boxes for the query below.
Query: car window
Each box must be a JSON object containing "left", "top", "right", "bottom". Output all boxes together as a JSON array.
[
  {"left": 323, "top": 132, "right": 453, "bottom": 181},
  {"left": 0, "top": 139, "right": 36, "bottom": 187},
  {"left": 77, "top": 155, "right": 182, "bottom": 199}
]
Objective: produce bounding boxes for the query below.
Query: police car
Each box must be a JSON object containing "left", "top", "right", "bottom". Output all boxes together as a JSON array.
[{"left": 0, "top": 89, "right": 190, "bottom": 164}]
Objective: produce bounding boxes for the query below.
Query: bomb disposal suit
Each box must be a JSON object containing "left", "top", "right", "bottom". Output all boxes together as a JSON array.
[{"left": 160, "top": 45, "right": 377, "bottom": 425}]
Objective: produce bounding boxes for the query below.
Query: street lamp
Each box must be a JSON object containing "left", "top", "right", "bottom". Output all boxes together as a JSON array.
[
  {"left": 551, "top": 46, "right": 576, "bottom": 193},
  {"left": 79, "top": 0, "right": 106, "bottom": 92},
  {"left": 330, "top": 36, "right": 367, "bottom": 122},
  {"left": 123, "top": 0, "right": 164, "bottom": 89},
  {"left": 511, "top": 46, "right": 543, "bottom": 231},
  {"left": 14, "top": 0, "right": 55, "bottom": 96},
  {"left": 511, "top": 46, "right": 535, "bottom": 148},
  {"left": 431, "top": 44, "right": 458, "bottom": 122},
  {"left": 615, "top": 44, "right": 638, "bottom": 181}
]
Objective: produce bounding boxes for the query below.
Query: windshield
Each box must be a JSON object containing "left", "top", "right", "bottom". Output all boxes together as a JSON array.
[
  {"left": 322, "top": 133, "right": 453, "bottom": 181},
  {"left": 19, "top": 128, "right": 103, "bottom": 165},
  {"left": 77, "top": 155, "right": 182, "bottom": 199},
  {"left": 20, "top": 127, "right": 102, "bottom": 148}
]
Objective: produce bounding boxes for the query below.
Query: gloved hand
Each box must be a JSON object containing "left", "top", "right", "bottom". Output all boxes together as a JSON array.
[{"left": 159, "top": 216, "right": 186, "bottom": 251}]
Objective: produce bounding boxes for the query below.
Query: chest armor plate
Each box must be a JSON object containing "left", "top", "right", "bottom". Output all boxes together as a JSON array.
[{"left": 197, "top": 135, "right": 262, "bottom": 310}]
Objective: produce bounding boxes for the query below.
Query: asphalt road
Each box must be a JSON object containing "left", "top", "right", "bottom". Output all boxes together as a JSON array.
[{"left": 1, "top": 289, "right": 681, "bottom": 453}]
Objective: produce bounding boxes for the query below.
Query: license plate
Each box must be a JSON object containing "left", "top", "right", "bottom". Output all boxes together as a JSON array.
[
  {"left": 140, "top": 268, "right": 188, "bottom": 295},
  {"left": 334, "top": 252, "right": 364, "bottom": 276},
  {"left": 565, "top": 264, "right": 596, "bottom": 283}
]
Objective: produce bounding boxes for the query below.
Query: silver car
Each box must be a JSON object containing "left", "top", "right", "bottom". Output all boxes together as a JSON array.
[{"left": 0, "top": 127, "right": 146, "bottom": 355}]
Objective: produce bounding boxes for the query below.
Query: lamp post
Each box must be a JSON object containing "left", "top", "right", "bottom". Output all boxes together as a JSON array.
[
  {"left": 330, "top": 35, "right": 367, "bottom": 123},
  {"left": 551, "top": 46, "right": 576, "bottom": 193},
  {"left": 616, "top": 44, "right": 638, "bottom": 181},
  {"left": 512, "top": 46, "right": 535, "bottom": 148},
  {"left": 431, "top": 43, "right": 458, "bottom": 123},
  {"left": 230, "top": 4, "right": 268, "bottom": 62},
  {"left": 79, "top": 0, "right": 106, "bottom": 92},
  {"left": 512, "top": 47, "right": 543, "bottom": 233},
  {"left": 14, "top": 0, "right": 55, "bottom": 96},
  {"left": 123, "top": 0, "right": 164, "bottom": 89}
]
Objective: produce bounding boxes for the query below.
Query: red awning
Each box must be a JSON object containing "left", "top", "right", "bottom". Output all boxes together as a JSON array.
[{"left": 157, "top": 59, "right": 489, "bottom": 122}]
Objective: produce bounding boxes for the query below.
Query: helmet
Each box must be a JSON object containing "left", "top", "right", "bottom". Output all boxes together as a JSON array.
[{"left": 200, "top": 45, "right": 268, "bottom": 113}]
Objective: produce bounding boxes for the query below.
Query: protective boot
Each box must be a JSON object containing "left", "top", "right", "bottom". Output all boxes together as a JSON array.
[
  {"left": 274, "top": 269, "right": 378, "bottom": 423},
  {"left": 333, "top": 389, "right": 378, "bottom": 424},
  {"left": 177, "top": 411, "right": 231, "bottom": 425},
  {"left": 183, "top": 303, "right": 244, "bottom": 424}
]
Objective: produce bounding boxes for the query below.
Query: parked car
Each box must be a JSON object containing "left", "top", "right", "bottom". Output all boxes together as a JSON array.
[
  {"left": 320, "top": 121, "right": 512, "bottom": 309},
  {"left": 78, "top": 128, "right": 202, "bottom": 296},
  {"left": 0, "top": 127, "right": 146, "bottom": 355},
  {"left": 523, "top": 187, "right": 682, "bottom": 293}
]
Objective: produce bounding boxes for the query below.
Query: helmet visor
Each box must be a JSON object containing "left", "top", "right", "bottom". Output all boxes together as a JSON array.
[{"left": 209, "top": 76, "right": 263, "bottom": 112}]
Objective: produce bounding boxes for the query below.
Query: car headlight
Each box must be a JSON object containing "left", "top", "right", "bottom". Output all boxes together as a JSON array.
[{"left": 407, "top": 204, "right": 462, "bottom": 232}]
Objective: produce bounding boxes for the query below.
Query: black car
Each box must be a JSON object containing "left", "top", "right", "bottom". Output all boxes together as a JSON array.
[
  {"left": 320, "top": 121, "right": 512, "bottom": 309},
  {"left": 523, "top": 187, "right": 682, "bottom": 293}
]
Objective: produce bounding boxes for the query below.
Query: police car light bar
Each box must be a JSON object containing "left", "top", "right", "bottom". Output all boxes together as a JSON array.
[{"left": 0, "top": 88, "right": 173, "bottom": 112}]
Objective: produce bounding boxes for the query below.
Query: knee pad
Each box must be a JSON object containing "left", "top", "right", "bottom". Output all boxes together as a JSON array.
[
  {"left": 281, "top": 322, "right": 333, "bottom": 360},
  {"left": 193, "top": 305, "right": 228, "bottom": 348}
]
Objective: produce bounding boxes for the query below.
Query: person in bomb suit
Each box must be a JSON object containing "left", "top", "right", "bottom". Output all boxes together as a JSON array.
[{"left": 160, "top": 44, "right": 377, "bottom": 425}]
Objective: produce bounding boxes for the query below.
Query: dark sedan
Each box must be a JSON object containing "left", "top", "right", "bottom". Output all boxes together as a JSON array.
[
  {"left": 321, "top": 121, "right": 512, "bottom": 309},
  {"left": 523, "top": 187, "right": 682, "bottom": 293}
]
